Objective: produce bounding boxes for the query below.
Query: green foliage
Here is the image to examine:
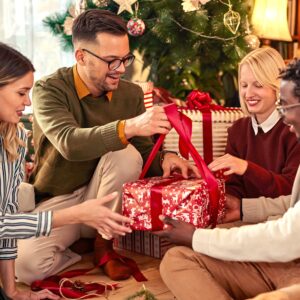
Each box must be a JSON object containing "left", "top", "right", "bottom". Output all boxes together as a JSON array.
[
  {"left": 44, "top": 0, "right": 251, "bottom": 101},
  {"left": 125, "top": 285, "right": 157, "bottom": 300}
]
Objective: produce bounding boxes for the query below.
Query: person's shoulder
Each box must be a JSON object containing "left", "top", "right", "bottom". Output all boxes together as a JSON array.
[
  {"left": 34, "top": 67, "right": 73, "bottom": 88},
  {"left": 229, "top": 116, "right": 251, "bottom": 131},
  {"left": 118, "top": 79, "right": 144, "bottom": 94}
]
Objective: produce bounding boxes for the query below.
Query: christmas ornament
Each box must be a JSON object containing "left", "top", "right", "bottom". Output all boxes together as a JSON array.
[
  {"left": 181, "top": 0, "right": 211, "bottom": 12},
  {"left": 127, "top": 2, "right": 145, "bottom": 36},
  {"left": 244, "top": 34, "right": 260, "bottom": 50},
  {"left": 63, "top": 5, "right": 77, "bottom": 35},
  {"left": 113, "top": 0, "right": 137, "bottom": 14},
  {"left": 92, "top": 0, "right": 109, "bottom": 6},
  {"left": 244, "top": 17, "right": 260, "bottom": 50},
  {"left": 223, "top": 2, "right": 240, "bottom": 34},
  {"left": 127, "top": 18, "right": 145, "bottom": 36},
  {"left": 75, "top": 0, "right": 87, "bottom": 16}
]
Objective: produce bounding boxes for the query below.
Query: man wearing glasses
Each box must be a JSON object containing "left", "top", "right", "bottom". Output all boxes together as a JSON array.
[
  {"left": 157, "top": 59, "right": 300, "bottom": 300},
  {"left": 15, "top": 9, "right": 199, "bottom": 284}
]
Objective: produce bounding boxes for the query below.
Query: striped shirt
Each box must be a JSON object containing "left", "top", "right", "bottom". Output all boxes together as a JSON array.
[{"left": 0, "top": 126, "right": 52, "bottom": 260}]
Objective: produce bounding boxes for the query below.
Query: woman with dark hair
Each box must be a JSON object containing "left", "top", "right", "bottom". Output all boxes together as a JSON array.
[{"left": 0, "top": 42, "right": 132, "bottom": 299}]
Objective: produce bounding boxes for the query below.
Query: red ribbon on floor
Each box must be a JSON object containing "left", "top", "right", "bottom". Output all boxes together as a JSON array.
[{"left": 31, "top": 251, "right": 148, "bottom": 298}]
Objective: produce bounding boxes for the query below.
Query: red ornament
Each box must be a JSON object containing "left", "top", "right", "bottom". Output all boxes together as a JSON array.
[{"left": 127, "top": 17, "right": 145, "bottom": 36}]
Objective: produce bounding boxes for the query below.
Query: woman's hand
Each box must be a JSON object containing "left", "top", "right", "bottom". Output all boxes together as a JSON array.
[
  {"left": 52, "top": 192, "right": 133, "bottom": 240},
  {"left": 208, "top": 154, "right": 248, "bottom": 176},
  {"left": 7, "top": 289, "right": 60, "bottom": 300}
]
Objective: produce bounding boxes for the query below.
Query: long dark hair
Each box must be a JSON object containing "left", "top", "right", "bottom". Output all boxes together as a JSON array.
[
  {"left": 0, "top": 43, "right": 35, "bottom": 161},
  {"left": 0, "top": 42, "right": 35, "bottom": 88}
]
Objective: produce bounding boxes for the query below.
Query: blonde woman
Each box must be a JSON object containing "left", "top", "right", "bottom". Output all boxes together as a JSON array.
[
  {"left": 0, "top": 43, "right": 132, "bottom": 299},
  {"left": 209, "top": 48, "right": 300, "bottom": 211}
]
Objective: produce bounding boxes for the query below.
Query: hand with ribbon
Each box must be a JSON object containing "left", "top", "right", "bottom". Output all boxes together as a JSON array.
[
  {"left": 161, "top": 152, "right": 201, "bottom": 179},
  {"left": 124, "top": 105, "right": 172, "bottom": 139},
  {"left": 208, "top": 153, "right": 248, "bottom": 176},
  {"left": 154, "top": 215, "right": 196, "bottom": 248}
]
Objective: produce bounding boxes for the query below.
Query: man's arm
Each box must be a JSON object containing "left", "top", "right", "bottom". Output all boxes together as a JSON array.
[{"left": 224, "top": 194, "right": 291, "bottom": 224}]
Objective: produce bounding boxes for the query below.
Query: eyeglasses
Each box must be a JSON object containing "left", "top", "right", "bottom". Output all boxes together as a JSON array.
[
  {"left": 276, "top": 103, "right": 300, "bottom": 116},
  {"left": 82, "top": 48, "right": 135, "bottom": 71}
]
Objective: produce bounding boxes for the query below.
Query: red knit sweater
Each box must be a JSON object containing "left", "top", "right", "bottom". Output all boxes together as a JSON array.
[{"left": 225, "top": 117, "right": 300, "bottom": 199}]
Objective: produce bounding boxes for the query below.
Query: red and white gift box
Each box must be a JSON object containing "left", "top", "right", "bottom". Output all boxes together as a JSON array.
[
  {"left": 122, "top": 175, "right": 226, "bottom": 231},
  {"left": 163, "top": 90, "right": 244, "bottom": 164},
  {"left": 122, "top": 103, "right": 226, "bottom": 231}
]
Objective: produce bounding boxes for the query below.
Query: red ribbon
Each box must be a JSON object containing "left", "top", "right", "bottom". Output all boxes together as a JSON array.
[
  {"left": 185, "top": 90, "right": 224, "bottom": 164},
  {"left": 31, "top": 250, "right": 148, "bottom": 297},
  {"left": 140, "top": 103, "right": 220, "bottom": 229}
]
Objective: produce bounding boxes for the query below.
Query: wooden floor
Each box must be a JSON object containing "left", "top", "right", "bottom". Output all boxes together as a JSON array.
[{"left": 17, "top": 249, "right": 175, "bottom": 299}]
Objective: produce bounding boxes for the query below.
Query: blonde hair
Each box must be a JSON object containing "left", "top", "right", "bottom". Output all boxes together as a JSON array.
[
  {"left": 0, "top": 43, "right": 34, "bottom": 161},
  {"left": 0, "top": 122, "right": 25, "bottom": 161},
  {"left": 238, "top": 47, "right": 285, "bottom": 115}
]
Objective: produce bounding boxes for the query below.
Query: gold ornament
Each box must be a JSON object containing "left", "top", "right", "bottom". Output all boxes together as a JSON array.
[
  {"left": 244, "top": 34, "right": 260, "bottom": 50},
  {"left": 75, "top": 0, "right": 87, "bottom": 16},
  {"left": 92, "top": 0, "right": 109, "bottom": 6},
  {"left": 63, "top": 5, "right": 77, "bottom": 35},
  {"left": 113, "top": 0, "right": 138, "bottom": 14},
  {"left": 223, "top": 5, "right": 240, "bottom": 34}
]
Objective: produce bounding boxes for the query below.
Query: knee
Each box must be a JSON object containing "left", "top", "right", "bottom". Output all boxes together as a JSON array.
[
  {"left": 15, "top": 248, "right": 47, "bottom": 284},
  {"left": 160, "top": 246, "right": 188, "bottom": 280},
  {"left": 105, "top": 145, "right": 143, "bottom": 181}
]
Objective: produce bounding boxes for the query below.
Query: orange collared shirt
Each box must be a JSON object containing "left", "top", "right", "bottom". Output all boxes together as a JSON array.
[{"left": 72, "top": 65, "right": 128, "bottom": 144}]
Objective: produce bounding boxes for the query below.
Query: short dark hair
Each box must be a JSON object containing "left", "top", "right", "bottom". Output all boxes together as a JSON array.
[
  {"left": 0, "top": 43, "right": 35, "bottom": 88},
  {"left": 280, "top": 58, "right": 300, "bottom": 102},
  {"left": 72, "top": 9, "right": 127, "bottom": 44}
]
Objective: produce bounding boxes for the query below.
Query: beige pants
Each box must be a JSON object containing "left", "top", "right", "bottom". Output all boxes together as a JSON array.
[
  {"left": 16, "top": 145, "right": 143, "bottom": 284},
  {"left": 160, "top": 246, "right": 300, "bottom": 300}
]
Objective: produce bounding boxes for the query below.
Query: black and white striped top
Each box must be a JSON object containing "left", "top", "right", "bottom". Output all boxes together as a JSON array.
[{"left": 0, "top": 126, "right": 52, "bottom": 260}]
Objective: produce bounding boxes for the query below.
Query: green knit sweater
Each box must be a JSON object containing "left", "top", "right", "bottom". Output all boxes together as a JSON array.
[{"left": 30, "top": 67, "right": 161, "bottom": 201}]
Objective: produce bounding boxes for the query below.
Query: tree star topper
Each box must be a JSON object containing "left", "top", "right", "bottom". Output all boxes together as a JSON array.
[{"left": 113, "top": 0, "right": 138, "bottom": 14}]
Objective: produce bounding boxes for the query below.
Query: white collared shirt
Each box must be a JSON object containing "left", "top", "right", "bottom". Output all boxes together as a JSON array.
[{"left": 251, "top": 109, "right": 281, "bottom": 135}]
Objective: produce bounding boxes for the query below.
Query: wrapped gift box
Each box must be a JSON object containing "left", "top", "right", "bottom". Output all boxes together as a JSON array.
[
  {"left": 163, "top": 108, "right": 244, "bottom": 164},
  {"left": 122, "top": 175, "right": 225, "bottom": 231},
  {"left": 114, "top": 230, "right": 173, "bottom": 259}
]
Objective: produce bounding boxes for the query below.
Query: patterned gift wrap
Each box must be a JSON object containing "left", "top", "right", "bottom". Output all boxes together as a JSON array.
[
  {"left": 122, "top": 175, "right": 226, "bottom": 231},
  {"left": 163, "top": 108, "right": 244, "bottom": 163},
  {"left": 114, "top": 230, "right": 173, "bottom": 259}
]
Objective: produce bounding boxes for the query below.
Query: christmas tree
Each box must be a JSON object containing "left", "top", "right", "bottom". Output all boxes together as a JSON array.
[{"left": 44, "top": 0, "right": 255, "bottom": 103}]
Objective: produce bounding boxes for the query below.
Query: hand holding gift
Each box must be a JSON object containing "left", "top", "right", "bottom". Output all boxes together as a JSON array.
[
  {"left": 154, "top": 215, "right": 196, "bottom": 247},
  {"left": 223, "top": 194, "right": 241, "bottom": 223},
  {"left": 208, "top": 153, "right": 248, "bottom": 176},
  {"left": 161, "top": 152, "right": 201, "bottom": 179}
]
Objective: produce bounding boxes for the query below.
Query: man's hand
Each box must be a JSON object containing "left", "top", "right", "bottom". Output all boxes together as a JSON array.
[
  {"left": 162, "top": 153, "right": 201, "bottom": 179},
  {"left": 246, "top": 290, "right": 289, "bottom": 300},
  {"left": 223, "top": 194, "right": 241, "bottom": 223},
  {"left": 7, "top": 289, "right": 60, "bottom": 300},
  {"left": 208, "top": 154, "right": 248, "bottom": 176},
  {"left": 125, "top": 106, "right": 171, "bottom": 139},
  {"left": 154, "top": 215, "right": 196, "bottom": 248}
]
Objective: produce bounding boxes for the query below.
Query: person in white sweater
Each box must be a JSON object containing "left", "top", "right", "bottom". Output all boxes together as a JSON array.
[{"left": 157, "top": 58, "right": 300, "bottom": 300}]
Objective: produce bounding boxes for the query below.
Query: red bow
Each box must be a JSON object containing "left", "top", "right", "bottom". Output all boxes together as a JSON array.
[{"left": 186, "top": 90, "right": 223, "bottom": 111}]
